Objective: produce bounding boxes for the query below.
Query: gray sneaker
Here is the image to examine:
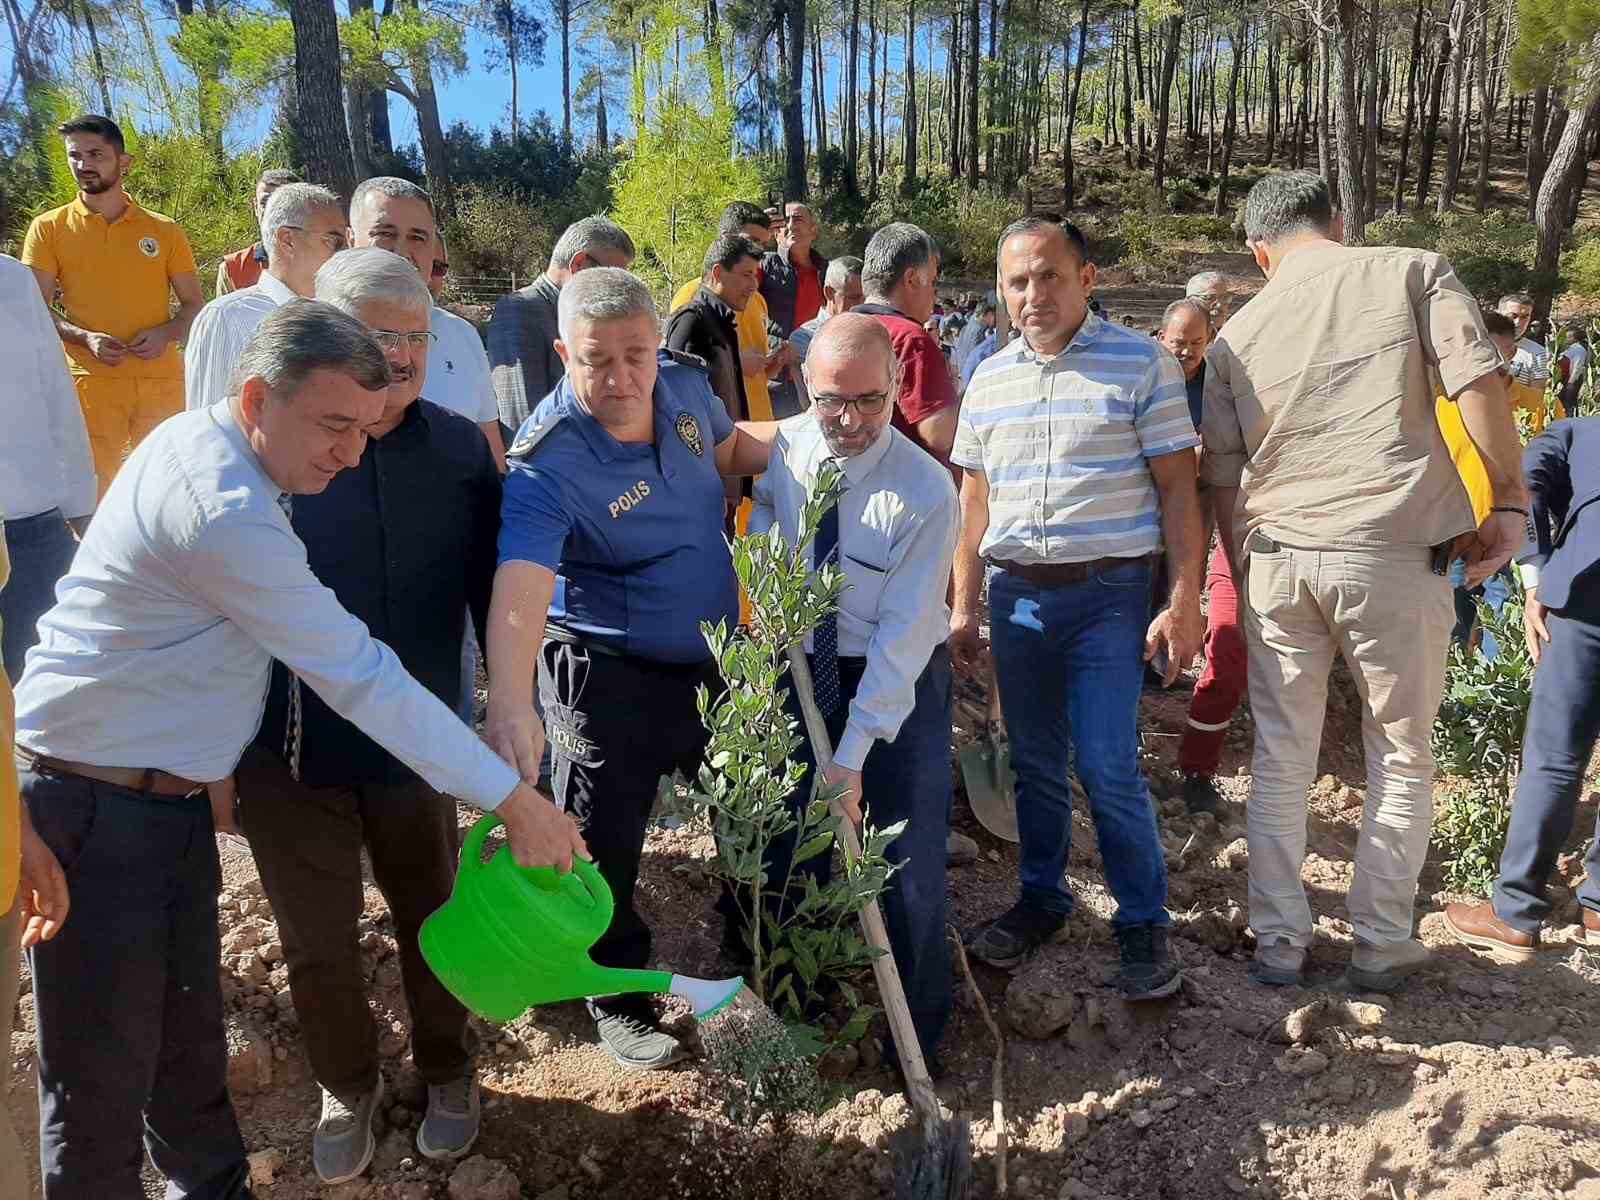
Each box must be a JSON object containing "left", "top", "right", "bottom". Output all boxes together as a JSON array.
[
  {"left": 313, "top": 1075, "right": 383, "bottom": 1184},
  {"left": 1251, "top": 937, "right": 1306, "bottom": 987},
  {"left": 1347, "top": 937, "right": 1432, "bottom": 992},
  {"left": 416, "top": 1074, "right": 481, "bottom": 1161},
  {"left": 588, "top": 997, "right": 686, "bottom": 1071}
]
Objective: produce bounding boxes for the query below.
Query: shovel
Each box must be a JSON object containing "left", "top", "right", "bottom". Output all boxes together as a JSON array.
[
  {"left": 958, "top": 674, "right": 1018, "bottom": 844},
  {"left": 787, "top": 647, "right": 972, "bottom": 1200}
]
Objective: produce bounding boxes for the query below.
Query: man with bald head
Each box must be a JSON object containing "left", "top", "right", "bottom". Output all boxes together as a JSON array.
[{"left": 746, "top": 313, "right": 960, "bottom": 1059}]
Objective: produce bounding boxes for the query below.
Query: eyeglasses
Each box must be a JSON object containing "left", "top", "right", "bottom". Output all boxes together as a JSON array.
[
  {"left": 283, "top": 226, "right": 348, "bottom": 252},
  {"left": 431, "top": 261, "right": 449, "bottom": 278},
  {"left": 370, "top": 329, "right": 437, "bottom": 351},
  {"left": 813, "top": 391, "right": 889, "bottom": 417}
]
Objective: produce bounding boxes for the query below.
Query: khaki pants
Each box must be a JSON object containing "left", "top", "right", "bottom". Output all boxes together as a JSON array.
[
  {"left": 1241, "top": 543, "right": 1454, "bottom": 950},
  {"left": 1, "top": 904, "right": 29, "bottom": 1200}
]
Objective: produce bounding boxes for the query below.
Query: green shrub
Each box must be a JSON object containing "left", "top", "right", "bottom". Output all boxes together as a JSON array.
[
  {"left": 1432, "top": 594, "right": 1535, "bottom": 895},
  {"left": 1562, "top": 239, "right": 1600, "bottom": 299},
  {"left": 1367, "top": 210, "right": 1539, "bottom": 302},
  {"left": 443, "top": 181, "right": 553, "bottom": 281}
]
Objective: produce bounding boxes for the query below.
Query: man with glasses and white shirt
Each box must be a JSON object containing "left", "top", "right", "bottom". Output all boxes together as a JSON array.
[
  {"left": 185, "top": 183, "right": 347, "bottom": 410},
  {"left": 747, "top": 313, "right": 960, "bottom": 1059}
]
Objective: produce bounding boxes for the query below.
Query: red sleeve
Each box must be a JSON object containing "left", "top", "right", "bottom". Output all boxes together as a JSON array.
[{"left": 895, "top": 330, "right": 957, "bottom": 425}]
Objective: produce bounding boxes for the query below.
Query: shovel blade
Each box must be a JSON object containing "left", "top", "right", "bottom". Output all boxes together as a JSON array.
[{"left": 958, "top": 735, "right": 1018, "bottom": 844}]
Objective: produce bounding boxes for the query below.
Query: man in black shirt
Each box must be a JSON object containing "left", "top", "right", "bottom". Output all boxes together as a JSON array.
[
  {"left": 236, "top": 248, "right": 501, "bottom": 1183},
  {"left": 664, "top": 233, "right": 764, "bottom": 520}
]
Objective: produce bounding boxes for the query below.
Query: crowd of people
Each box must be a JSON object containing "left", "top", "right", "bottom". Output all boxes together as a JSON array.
[{"left": 2, "top": 111, "right": 1599, "bottom": 1200}]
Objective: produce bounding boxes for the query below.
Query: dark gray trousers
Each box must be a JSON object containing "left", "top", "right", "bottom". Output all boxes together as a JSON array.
[{"left": 23, "top": 766, "right": 250, "bottom": 1199}]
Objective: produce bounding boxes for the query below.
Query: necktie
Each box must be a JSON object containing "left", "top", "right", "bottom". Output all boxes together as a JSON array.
[{"left": 811, "top": 481, "right": 842, "bottom": 717}]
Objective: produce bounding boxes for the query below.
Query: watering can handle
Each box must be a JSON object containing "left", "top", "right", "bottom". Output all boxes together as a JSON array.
[{"left": 461, "top": 813, "right": 609, "bottom": 911}]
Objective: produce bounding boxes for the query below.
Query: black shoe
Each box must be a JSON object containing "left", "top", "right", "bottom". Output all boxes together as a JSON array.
[
  {"left": 965, "top": 901, "right": 1067, "bottom": 969},
  {"left": 587, "top": 996, "right": 686, "bottom": 1071},
  {"left": 1182, "top": 773, "right": 1221, "bottom": 815},
  {"left": 1116, "top": 923, "right": 1182, "bottom": 1000}
]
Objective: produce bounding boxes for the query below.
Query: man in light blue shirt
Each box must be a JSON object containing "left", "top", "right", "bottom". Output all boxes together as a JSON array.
[
  {"left": 14, "top": 301, "right": 585, "bottom": 1200},
  {"left": 745, "top": 313, "right": 960, "bottom": 1057},
  {"left": 950, "top": 217, "right": 1204, "bottom": 1000}
]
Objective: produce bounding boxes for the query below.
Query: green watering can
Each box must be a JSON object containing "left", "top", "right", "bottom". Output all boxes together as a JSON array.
[{"left": 420, "top": 813, "right": 745, "bottom": 1023}]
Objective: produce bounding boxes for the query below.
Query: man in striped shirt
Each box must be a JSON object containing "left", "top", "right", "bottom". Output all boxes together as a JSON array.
[{"left": 950, "top": 216, "right": 1204, "bottom": 999}]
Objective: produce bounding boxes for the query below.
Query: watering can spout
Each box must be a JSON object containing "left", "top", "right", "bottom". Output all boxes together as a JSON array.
[{"left": 420, "top": 814, "right": 745, "bottom": 1023}]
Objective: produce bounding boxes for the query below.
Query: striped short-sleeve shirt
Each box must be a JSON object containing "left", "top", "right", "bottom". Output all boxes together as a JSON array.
[{"left": 950, "top": 311, "right": 1198, "bottom": 564}]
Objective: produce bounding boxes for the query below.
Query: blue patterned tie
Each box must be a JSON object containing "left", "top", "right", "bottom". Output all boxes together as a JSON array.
[{"left": 812, "top": 493, "right": 842, "bottom": 716}]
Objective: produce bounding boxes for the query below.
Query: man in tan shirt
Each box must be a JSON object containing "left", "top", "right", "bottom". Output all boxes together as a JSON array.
[{"left": 1202, "top": 171, "right": 1527, "bottom": 992}]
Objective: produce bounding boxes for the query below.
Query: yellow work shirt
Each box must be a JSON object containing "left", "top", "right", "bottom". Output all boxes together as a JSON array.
[
  {"left": 1, "top": 535, "right": 17, "bottom": 914},
  {"left": 1509, "top": 379, "right": 1564, "bottom": 436},
  {"left": 1434, "top": 394, "right": 1494, "bottom": 526},
  {"left": 670, "top": 280, "right": 774, "bottom": 421},
  {"left": 21, "top": 196, "right": 197, "bottom": 381}
]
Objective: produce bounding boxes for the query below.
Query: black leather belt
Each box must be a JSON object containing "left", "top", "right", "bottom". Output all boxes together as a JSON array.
[{"left": 989, "top": 554, "right": 1153, "bottom": 589}]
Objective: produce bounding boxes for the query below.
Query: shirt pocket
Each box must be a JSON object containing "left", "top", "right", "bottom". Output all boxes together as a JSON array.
[
  {"left": 839, "top": 552, "right": 889, "bottom": 624},
  {"left": 1050, "top": 380, "right": 1133, "bottom": 454}
]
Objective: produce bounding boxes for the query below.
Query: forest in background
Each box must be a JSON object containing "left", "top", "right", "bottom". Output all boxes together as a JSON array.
[{"left": 5, "top": 0, "right": 1600, "bottom": 312}]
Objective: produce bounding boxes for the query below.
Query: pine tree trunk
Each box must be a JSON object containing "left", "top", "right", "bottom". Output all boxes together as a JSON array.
[
  {"left": 780, "top": 0, "right": 808, "bottom": 198},
  {"left": 1393, "top": 0, "right": 1425, "bottom": 212},
  {"left": 1121, "top": 12, "right": 1137, "bottom": 166},
  {"left": 1216, "top": 17, "right": 1244, "bottom": 216},
  {"left": 559, "top": 0, "right": 573, "bottom": 149},
  {"left": 1061, "top": 0, "right": 1091, "bottom": 210},
  {"left": 1331, "top": 0, "right": 1365, "bottom": 238},
  {"left": 966, "top": 0, "right": 981, "bottom": 182},
  {"left": 868, "top": 0, "right": 879, "bottom": 194},
  {"left": 1317, "top": 29, "right": 1333, "bottom": 193},
  {"left": 1152, "top": 12, "right": 1183, "bottom": 197},
  {"left": 847, "top": 0, "right": 861, "bottom": 191},
  {"left": 1527, "top": 84, "right": 1550, "bottom": 217},
  {"left": 1437, "top": 1, "right": 1466, "bottom": 215},
  {"left": 287, "top": 0, "right": 357, "bottom": 202},
  {"left": 1132, "top": 4, "right": 1148, "bottom": 165},
  {"left": 1473, "top": 0, "right": 1491, "bottom": 212},
  {"left": 1361, "top": 1, "right": 1378, "bottom": 221},
  {"left": 1416, "top": 2, "right": 1456, "bottom": 211},
  {"left": 903, "top": 0, "right": 918, "bottom": 188},
  {"left": 1534, "top": 81, "right": 1600, "bottom": 320}
]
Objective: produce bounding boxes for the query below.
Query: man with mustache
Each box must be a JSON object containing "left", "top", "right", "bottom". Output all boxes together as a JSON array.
[
  {"left": 952, "top": 217, "right": 1204, "bottom": 997},
  {"left": 1156, "top": 299, "right": 1242, "bottom": 815},
  {"left": 22, "top": 114, "right": 204, "bottom": 497}
]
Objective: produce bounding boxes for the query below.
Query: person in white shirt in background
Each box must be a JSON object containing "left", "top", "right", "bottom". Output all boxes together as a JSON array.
[
  {"left": 14, "top": 300, "right": 585, "bottom": 1199},
  {"left": 0, "top": 253, "right": 97, "bottom": 684},
  {"left": 742, "top": 312, "right": 960, "bottom": 1060},
  {"left": 185, "top": 183, "right": 347, "bottom": 411},
  {"left": 1499, "top": 291, "right": 1553, "bottom": 390},
  {"left": 347, "top": 176, "right": 506, "bottom": 472}
]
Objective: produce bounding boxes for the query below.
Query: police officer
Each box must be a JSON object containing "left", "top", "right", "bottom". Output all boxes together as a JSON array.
[{"left": 484, "top": 268, "right": 775, "bottom": 1070}]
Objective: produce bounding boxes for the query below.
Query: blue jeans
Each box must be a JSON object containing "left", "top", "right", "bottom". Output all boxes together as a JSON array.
[
  {"left": 1, "top": 508, "right": 77, "bottom": 684},
  {"left": 988, "top": 561, "right": 1169, "bottom": 927}
]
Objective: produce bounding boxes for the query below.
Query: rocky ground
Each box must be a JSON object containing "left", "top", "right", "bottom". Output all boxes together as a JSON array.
[{"left": 8, "top": 649, "right": 1600, "bottom": 1200}]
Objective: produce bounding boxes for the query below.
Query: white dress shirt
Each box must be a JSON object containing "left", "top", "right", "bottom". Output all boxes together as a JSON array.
[
  {"left": 14, "top": 400, "right": 520, "bottom": 809},
  {"left": 428, "top": 307, "right": 499, "bottom": 423},
  {"left": 0, "top": 254, "right": 96, "bottom": 521},
  {"left": 750, "top": 412, "right": 959, "bottom": 771},
  {"left": 183, "top": 271, "right": 298, "bottom": 411}
]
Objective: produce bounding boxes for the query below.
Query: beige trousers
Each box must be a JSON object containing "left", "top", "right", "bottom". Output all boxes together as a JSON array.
[
  {"left": 1241, "top": 543, "right": 1454, "bottom": 950},
  {"left": 1, "top": 904, "right": 29, "bottom": 1200}
]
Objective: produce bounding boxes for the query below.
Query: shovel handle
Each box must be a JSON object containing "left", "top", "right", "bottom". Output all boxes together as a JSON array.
[{"left": 787, "top": 647, "right": 944, "bottom": 1126}]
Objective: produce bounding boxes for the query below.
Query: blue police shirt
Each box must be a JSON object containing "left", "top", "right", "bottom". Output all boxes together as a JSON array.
[{"left": 498, "top": 352, "right": 738, "bottom": 664}]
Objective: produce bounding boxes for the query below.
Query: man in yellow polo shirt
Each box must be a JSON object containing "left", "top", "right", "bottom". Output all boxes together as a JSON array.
[
  {"left": 670, "top": 201, "right": 786, "bottom": 422},
  {"left": 1, "top": 531, "right": 71, "bottom": 1200},
  {"left": 23, "top": 114, "right": 203, "bottom": 496}
]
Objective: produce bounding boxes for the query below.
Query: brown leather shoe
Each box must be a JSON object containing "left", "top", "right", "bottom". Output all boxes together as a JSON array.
[
  {"left": 1584, "top": 907, "right": 1600, "bottom": 946},
  {"left": 1443, "top": 900, "right": 1539, "bottom": 964}
]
